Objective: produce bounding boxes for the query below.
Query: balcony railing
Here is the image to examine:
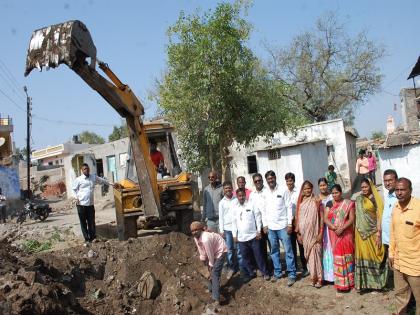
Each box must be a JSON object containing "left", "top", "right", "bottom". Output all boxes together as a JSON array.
[{"left": 0, "top": 117, "right": 12, "bottom": 126}]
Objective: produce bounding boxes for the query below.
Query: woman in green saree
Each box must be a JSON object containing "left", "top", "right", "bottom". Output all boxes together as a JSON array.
[{"left": 355, "top": 178, "right": 388, "bottom": 291}]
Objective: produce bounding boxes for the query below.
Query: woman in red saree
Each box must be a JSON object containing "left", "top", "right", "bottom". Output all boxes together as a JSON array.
[
  {"left": 295, "top": 181, "right": 323, "bottom": 288},
  {"left": 323, "top": 184, "right": 355, "bottom": 292}
]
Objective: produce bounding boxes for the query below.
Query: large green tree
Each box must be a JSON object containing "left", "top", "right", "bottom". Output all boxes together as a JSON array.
[
  {"left": 267, "top": 12, "right": 385, "bottom": 124},
  {"left": 157, "top": 1, "right": 301, "bottom": 177},
  {"left": 77, "top": 131, "right": 105, "bottom": 144}
]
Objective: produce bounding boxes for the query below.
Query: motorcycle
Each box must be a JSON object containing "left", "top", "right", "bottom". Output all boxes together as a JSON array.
[{"left": 16, "top": 201, "right": 51, "bottom": 224}]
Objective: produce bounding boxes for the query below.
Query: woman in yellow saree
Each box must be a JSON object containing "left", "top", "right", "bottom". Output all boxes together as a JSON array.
[{"left": 355, "top": 178, "right": 388, "bottom": 291}]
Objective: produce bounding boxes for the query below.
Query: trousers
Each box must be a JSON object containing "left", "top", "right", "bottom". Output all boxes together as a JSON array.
[
  {"left": 394, "top": 268, "right": 420, "bottom": 315},
  {"left": 77, "top": 205, "right": 96, "bottom": 242}
]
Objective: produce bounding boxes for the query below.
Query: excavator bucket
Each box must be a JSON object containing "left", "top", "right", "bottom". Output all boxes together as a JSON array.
[{"left": 24, "top": 20, "right": 96, "bottom": 77}]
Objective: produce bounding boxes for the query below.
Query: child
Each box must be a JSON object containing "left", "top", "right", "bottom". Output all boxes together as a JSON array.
[{"left": 325, "top": 165, "right": 337, "bottom": 191}]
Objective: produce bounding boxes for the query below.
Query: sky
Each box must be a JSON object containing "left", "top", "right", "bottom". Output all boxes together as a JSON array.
[{"left": 0, "top": 0, "right": 419, "bottom": 150}]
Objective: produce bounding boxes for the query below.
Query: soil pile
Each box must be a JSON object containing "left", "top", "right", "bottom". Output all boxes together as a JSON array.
[{"left": 0, "top": 233, "right": 394, "bottom": 315}]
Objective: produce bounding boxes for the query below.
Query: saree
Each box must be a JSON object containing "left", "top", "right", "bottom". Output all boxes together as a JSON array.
[
  {"left": 355, "top": 181, "right": 388, "bottom": 290},
  {"left": 298, "top": 196, "right": 323, "bottom": 283},
  {"left": 328, "top": 199, "right": 355, "bottom": 291},
  {"left": 321, "top": 195, "right": 334, "bottom": 282}
]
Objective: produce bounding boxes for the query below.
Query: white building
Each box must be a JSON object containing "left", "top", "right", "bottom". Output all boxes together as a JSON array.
[
  {"left": 31, "top": 142, "right": 93, "bottom": 167},
  {"left": 378, "top": 85, "right": 420, "bottom": 198},
  {"left": 229, "top": 119, "right": 358, "bottom": 193},
  {"left": 378, "top": 135, "right": 420, "bottom": 197}
]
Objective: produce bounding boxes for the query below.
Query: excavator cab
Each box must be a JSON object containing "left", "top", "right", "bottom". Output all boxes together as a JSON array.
[{"left": 25, "top": 20, "right": 195, "bottom": 240}]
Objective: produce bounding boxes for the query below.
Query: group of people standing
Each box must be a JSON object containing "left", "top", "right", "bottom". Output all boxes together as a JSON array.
[{"left": 193, "top": 168, "right": 419, "bottom": 315}]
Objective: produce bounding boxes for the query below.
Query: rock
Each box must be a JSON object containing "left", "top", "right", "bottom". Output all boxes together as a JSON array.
[
  {"left": 92, "top": 288, "right": 104, "bottom": 299},
  {"left": 87, "top": 249, "right": 97, "bottom": 258},
  {"left": 106, "top": 275, "right": 115, "bottom": 283},
  {"left": 137, "top": 271, "right": 160, "bottom": 299}
]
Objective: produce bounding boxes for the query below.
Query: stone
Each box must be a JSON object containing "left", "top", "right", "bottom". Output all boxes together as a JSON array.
[
  {"left": 87, "top": 249, "right": 97, "bottom": 258},
  {"left": 137, "top": 271, "right": 160, "bottom": 299}
]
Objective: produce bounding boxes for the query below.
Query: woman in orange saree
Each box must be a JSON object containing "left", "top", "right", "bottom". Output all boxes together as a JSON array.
[
  {"left": 324, "top": 184, "right": 355, "bottom": 292},
  {"left": 295, "top": 181, "right": 323, "bottom": 288}
]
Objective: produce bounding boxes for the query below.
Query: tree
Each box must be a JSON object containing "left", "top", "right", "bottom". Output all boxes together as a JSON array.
[
  {"left": 15, "top": 147, "right": 28, "bottom": 160},
  {"left": 267, "top": 12, "right": 385, "bottom": 124},
  {"left": 371, "top": 130, "right": 385, "bottom": 140},
  {"left": 77, "top": 131, "right": 105, "bottom": 144},
  {"left": 108, "top": 122, "right": 129, "bottom": 142},
  {"left": 157, "top": 1, "right": 300, "bottom": 177}
]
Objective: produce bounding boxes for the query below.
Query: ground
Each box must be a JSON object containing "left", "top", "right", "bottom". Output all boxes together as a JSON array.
[{"left": 0, "top": 198, "right": 397, "bottom": 315}]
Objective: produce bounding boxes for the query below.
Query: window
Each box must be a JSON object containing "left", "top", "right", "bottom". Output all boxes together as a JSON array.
[
  {"left": 247, "top": 155, "right": 258, "bottom": 174},
  {"left": 327, "top": 145, "right": 335, "bottom": 156},
  {"left": 268, "top": 149, "right": 281, "bottom": 160}
]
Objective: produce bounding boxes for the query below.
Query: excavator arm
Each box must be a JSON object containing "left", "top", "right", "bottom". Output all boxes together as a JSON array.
[{"left": 24, "top": 20, "right": 162, "bottom": 219}]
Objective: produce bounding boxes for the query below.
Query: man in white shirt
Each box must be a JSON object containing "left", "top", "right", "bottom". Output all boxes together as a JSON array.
[
  {"left": 284, "top": 172, "right": 308, "bottom": 277},
  {"left": 0, "top": 188, "right": 7, "bottom": 224},
  {"left": 249, "top": 173, "right": 270, "bottom": 265},
  {"left": 262, "top": 170, "right": 297, "bottom": 286},
  {"left": 232, "top": 188, "right": 270, "bottom": 282},
  {"left": 72, "top": 163, "right": 110, "bottom": 242},
  {"left": 218, "top": 181, "right": 239, "bottom": 276}
]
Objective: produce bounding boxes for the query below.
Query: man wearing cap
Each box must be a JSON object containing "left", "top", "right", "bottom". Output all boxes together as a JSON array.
[{"left": 191, "top": 221, "right": 227, "bottom": 306}]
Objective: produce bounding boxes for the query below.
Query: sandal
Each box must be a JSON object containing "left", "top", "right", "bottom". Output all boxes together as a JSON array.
[{"left": 314, "top": 282, "right": 322, "bottom": 288}]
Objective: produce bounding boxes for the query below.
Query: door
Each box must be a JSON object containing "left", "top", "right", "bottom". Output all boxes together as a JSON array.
[{"left": 107, "top": 155, "right": 117, "bottom": 182}]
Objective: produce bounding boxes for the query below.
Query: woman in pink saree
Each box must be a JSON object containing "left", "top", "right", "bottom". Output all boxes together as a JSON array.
[
  {"left": 295, "top": 180, "right": 323, "bottom": 288},
  {"left": 324, "top": 184, "right": 355, "bottom": 292}
]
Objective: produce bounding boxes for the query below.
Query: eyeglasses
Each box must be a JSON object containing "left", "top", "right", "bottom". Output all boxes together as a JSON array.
[
  {"left": 208, "top": 176, "right": 216, "bottom": 179},
  {"left": 254, "top": 179, "right": 262, "bottom": 183}
]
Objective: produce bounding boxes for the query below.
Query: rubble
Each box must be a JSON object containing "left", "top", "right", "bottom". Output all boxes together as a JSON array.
[{"left": 0, "top": 231, "right": 395, "bottom": 314}]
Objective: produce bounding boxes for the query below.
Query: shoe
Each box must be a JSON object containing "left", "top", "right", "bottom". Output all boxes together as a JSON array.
[
  {"left": 207, "top": 300, "right": 221, "bottom": 311},
  {"left": 271, "top": 273, "right": 283, "bottom": 282},
  {"left": 301, "top": 269, "right": 310, "bottom": 278},
  {"left": 242, "top": 274, "right": 256, "bottom": 284},
  {"left": 264, "top": 275, "right": 271, "bottom": 281},
  {"left": 287, "top": 278, "right": 296, "bottom": 287}
]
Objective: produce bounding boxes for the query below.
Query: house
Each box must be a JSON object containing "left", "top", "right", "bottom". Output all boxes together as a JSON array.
[
  {"left": 31, "top": 141, "right": 94, "bottom": 168},
  {"left": 229, "top": 119, "right": 358, "bottom": 193},
  {"left": 378, "top": 81, "right": 420, "bottom": 197}
]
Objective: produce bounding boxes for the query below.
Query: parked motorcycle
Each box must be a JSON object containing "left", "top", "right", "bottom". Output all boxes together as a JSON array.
[{"left": 16, "top": 201, "right": 51, "bottom": 224}]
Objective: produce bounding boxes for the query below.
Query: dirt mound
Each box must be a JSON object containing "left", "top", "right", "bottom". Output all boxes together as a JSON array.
[{"left": 0, "top": 233, "right": 394, "bottom": 315}]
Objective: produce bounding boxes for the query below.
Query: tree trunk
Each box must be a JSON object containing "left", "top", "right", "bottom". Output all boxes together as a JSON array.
[
  {"left": 209, "top": 145, "right": 215, "bottom": 171},
  {"left": 219, "top": 141, "right": 231, "bottom": 182}
]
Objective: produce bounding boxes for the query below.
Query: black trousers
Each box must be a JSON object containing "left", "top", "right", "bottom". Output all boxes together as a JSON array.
[
  {"left": 290, "top": 231, "right": 307, "bottom": 271},
  {"left": 77, "top": 205, "right": 96, "bottom": 242},
  {"left": 0, "top": 205, "right": 6, "bottom": 223}
]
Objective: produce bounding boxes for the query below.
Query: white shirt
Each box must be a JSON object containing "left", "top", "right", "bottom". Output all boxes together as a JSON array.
[
  {"left": 249, "top": 187, "right": 266, "bottom": 227},
  {"left": 218, "top": 195, "right": 237, "bottom": 233},
  {"left": 72, "top": 174, "right": 109, "bottom": 206},
  {"left": 0, "top": 194, "right": 6, "bottom": 206},
  {"left": 261, "top": 185, "right": 292, "bottom": 230},
  {"left": 283, "top": 186, "right": 298, "bottom": 217},
  {"left": 231, "top": 200, "right": 261, "bottom": 242}
]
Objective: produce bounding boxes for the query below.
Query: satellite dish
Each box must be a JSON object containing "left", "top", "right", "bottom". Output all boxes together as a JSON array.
[{"left": 0, "top": 137, "right": 5, "bottom": 147}]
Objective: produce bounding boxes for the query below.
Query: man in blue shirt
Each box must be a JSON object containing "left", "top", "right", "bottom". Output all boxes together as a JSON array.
[{"left": 382, "top": 169, "right": 398, "bottom": 255}]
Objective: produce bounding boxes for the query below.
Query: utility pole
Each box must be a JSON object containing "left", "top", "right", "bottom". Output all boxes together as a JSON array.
[{"left": 23, "top": 86, "right": 31, "bottom": 199}]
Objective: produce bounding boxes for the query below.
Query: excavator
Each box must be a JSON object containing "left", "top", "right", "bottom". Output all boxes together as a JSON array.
[{"left": 24, "top": 20, "right": 194, "bottom": 240}]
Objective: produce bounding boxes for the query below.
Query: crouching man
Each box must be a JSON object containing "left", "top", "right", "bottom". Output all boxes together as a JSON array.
[{"left": 190, "top": 221, "right": 227, "bottom": 306}]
